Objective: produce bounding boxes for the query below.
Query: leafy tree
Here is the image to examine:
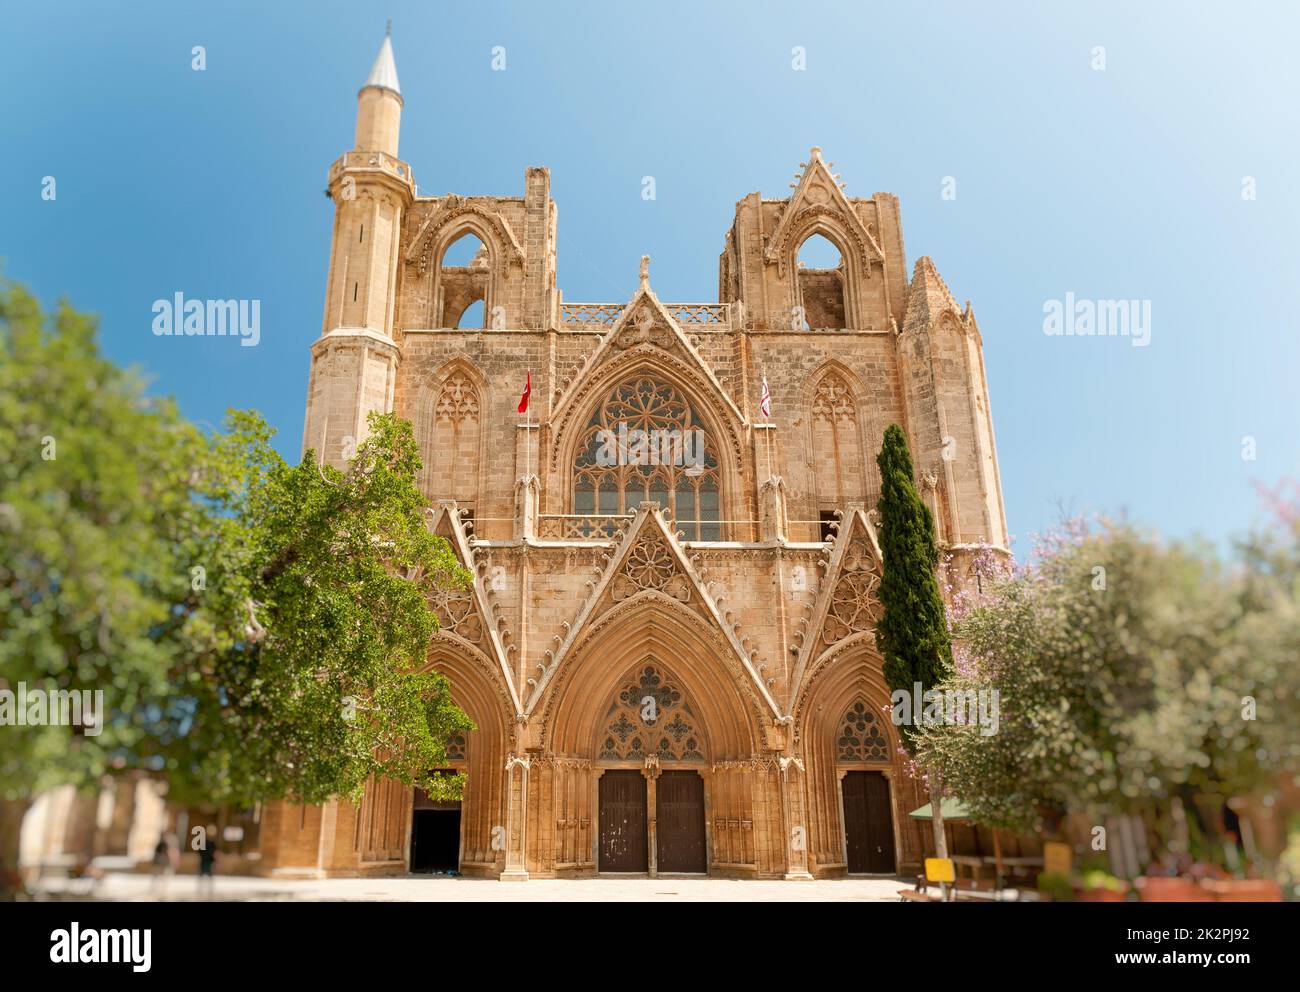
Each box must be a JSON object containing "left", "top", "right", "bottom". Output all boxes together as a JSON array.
[
  {"left": 874, "top": 424, "right": 954, "bottom": 859},
  {"left": 0, "top": 279, "right": 472, "bottom": 894},
  {"left": 914, "top": 513, "right": 1298, "bottom": 854},
  {"left": 168, "top": 409, "right": 474, "bottom": 808},
  {"left": 0, "top": 279, "right": 208, "bottom": 887}
]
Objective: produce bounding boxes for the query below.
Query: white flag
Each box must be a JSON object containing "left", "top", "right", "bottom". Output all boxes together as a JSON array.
[{"left": 759, "top": 375, "right": 771, "bottom": 419}]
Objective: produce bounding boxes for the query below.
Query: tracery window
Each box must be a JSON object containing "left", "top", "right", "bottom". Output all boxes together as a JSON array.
[
  {"left": 598, "top": 665, "right": 704, "bottom": 762},
  {"left": 445, "top": 733, "right": 467, "bottom": 762},
  {"left": 419, "top": 371, "right": 480, "bottom": 505},
  {"left": 810, "top": 371, "right": 866, "bottom": 510},
  {"left": 574, "top": 377, "right": 721, "bottom": 540},
  {"left": 837, "top": 701, "right": 888, "bottom": 762},
  {"left": 820, "top": 538, "right": 883, "bottom": 648}
]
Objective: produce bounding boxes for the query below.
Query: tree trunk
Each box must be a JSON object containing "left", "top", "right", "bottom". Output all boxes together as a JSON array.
[
  {"left": 928, "top": 772, "right": 949, "bottom": 899},
  {"left": 0, "top": 797, "right": 33, "bottom": 899},
  {"left": 929, "top": 774, "right": 948, "bottom": 858}
]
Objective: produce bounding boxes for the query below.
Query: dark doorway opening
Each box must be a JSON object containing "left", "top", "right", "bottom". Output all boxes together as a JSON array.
[
  {"left": 842, "top": 770, "right": 896, "bottom": 874},
  {"left": 410, "top": 809, "right": 461, "bottom": 873},
  {"left": 599, "top": 770, "right": 648, "bottom": 872},
  {"left": 655, "top": 771, "right": 706, "bottom": 873}
]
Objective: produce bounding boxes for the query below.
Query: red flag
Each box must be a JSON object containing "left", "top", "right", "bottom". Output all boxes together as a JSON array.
[{"left": 517, "top": 370, "right": 532, "bottom": 414}]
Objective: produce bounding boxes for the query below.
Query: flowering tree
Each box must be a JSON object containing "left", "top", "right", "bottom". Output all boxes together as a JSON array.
[{"left": 914, "top": 509, "right": 1299, "bottom": 850}]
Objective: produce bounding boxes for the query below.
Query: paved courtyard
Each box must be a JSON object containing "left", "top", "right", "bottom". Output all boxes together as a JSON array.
[{"left": 32, "top": 871, "right": 906, "bottom": 902}]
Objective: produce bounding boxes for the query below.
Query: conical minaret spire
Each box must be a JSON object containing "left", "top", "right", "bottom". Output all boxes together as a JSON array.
[
  {"left": 354, "top": 24, "right": 403, "bottom": 156},
  {"left": 363, "top": 21, "right": 401, "bottom": 96}
]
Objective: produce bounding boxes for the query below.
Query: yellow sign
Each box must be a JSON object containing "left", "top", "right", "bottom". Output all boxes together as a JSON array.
[
  {"left": 1043, "top": 841, "right": 1072, "bottom": 875},
  {"left": 925, "top": 857, "right": 955, "bottom": 883}
]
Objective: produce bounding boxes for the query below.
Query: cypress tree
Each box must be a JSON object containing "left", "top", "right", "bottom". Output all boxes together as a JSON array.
[{"left": 875, "top": 423, "right": 953, "bottom": 862}]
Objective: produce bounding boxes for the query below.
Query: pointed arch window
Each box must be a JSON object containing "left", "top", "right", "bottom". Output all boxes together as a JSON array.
[
  {"left": 796, "top": 234, "right": 846, "bottom": 330},
  {"left": 418, "top": 370, "right": 481, "bottom": 507},
  {"left": 598, "top": 665, "right": 704, "bottom": 762},
  {"left": 435, "top": 231, "right": 491, "bottom": 328},
  {"left": 573, "top": 377, "right": 721, "bottom": 541},
  {"left": 837, "top": 701, "right": 888, "bottom": 762},
  {"left": 811, "top": 370, "right": 866, "bottom": 510}
]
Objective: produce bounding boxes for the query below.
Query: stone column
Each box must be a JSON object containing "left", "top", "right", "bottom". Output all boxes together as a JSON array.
[
  {"left": 779, "top": 756, "right": 813, "bottom": 880},
  {"left": 501, "top": 754, "right": 530, "bottom": 881},
  {"left": 644, "top": 756, "right": 661, "bottom": 878}
]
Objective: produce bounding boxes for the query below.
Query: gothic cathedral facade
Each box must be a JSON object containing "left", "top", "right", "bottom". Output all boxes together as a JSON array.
[{"left": 258, "top": 31, "right": 1009, "bottom": 880}]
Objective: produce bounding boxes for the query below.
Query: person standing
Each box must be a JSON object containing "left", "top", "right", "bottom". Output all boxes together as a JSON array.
[
  {"left": 149, "top": 832, "right": 177, "bottom": 898},
  {"left": 197, "top": 827, "right": 221, "bottom": 899}
]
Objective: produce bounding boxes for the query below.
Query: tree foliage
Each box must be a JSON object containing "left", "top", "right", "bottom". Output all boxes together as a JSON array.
[
  {"left": 0, "top": 278, "right": 473, "bottom": 818},
  {"left": 1, "top": 280, "right": 206, "bottom": 800},
  {"left": 874, "top": 423, "right": 953, "bottom": 750},
  {"left": 170, "top": 409, "right": 474, "bottom": 806},
  {"left": 913, "top": 512, "right": 1300, "bottom": 835}
]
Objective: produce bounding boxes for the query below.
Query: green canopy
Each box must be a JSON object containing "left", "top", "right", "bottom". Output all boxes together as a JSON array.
[{"left": 908, "top": 798, "right": 975, "bottom": 822}]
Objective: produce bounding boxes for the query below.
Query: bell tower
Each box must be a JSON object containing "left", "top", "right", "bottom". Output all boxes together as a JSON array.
[{"left": 303, "top": 24, "right": 413, "bottom": 467}]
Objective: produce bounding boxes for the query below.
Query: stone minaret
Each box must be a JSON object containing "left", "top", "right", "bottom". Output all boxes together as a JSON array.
[{"left": 303, "top": 25, "right": 413, "bottom": 468}]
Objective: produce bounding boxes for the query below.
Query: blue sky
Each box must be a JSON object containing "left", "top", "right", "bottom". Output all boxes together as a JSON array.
[{"left": 2, "top": 1, "right": 1297, "bottom": 555}]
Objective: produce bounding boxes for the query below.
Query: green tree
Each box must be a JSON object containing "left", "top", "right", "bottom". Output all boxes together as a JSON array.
[
  {"left": 914, "top": 514, "right": 1297, "bottom": 856},
  {"left": 0, "top": 279, "right": 208, "bottom": 888},
  {"left": 874, "top": 424, "right": 954, "bottom": 860},
  {"left": 0, "top": 279, "right": 472, "bottom": 894},
  {"left": 168, "top": 409, "right": 474, "bottom": 808}
]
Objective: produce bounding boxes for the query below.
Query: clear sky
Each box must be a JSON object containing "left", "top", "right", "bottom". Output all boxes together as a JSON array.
[{"left": 2, "top": 1, "right": 1296, "bottom": 556}]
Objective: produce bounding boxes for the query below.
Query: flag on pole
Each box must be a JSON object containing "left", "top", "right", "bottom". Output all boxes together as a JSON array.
[
  {"left": 517, "top": 370, "right": 532, "bottom": 414},
  {"left": 759, "top": 374, "right": 771, "bottom": 419}
]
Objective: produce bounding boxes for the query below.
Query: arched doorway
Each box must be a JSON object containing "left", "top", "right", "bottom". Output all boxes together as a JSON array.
[
  {"left": 593, "top": 662, "right": 709, "bottom": 875},
  {"left": 410, "top": 756, "right": 464, "bottom": 874},
  {"left": 539, "top": 594, "right": 775, "bottom": 876}
]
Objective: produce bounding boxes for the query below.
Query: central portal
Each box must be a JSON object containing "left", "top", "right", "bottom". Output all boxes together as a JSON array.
[{"left": 598, "top": 770, "right": 648, "bottom": 872}]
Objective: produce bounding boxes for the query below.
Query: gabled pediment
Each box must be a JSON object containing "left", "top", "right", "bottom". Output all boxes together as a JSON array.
[
  {"left": 523, "top": 503, "right": 782, "bottom": 720},
  {"left": 789, "top": 507, "right": 886, "bottom": 694},
  {"left": 428, "top": 502, "right": 523, "bottom": 715},
  {"left": 549, "top": 283, "right": 747, "bottom": 431},
  {"left": 765, "top": 147, "right": 885, "bottom": 277}
]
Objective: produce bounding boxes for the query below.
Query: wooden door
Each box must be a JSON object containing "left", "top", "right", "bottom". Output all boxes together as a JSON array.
[
  {"left": 843, "top": 771, "right": 896, "bottom": 873},
  {"left": 655, "top": 771, "right": 706, "bottom": 873},
  {"left": 599, "top": 770, "right": 647, "bottom": 872}
]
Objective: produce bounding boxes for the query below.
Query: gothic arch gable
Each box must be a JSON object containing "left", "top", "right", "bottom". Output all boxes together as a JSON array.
[
  {"left": 525, "top": 505, "right": 782, "bottom": 734},
  {"left": 537, "top": 592, "right": 774, "bottom": 758},
  {"left": 428, "top": 502, "right": 523, "bottom": 718},
  {"left": 405, "top": 197, "right": 526, "bottom": 276},
  {"left": 549, "top": 286, "right": 747, "bottom": 462},
  {"left": 789, "top": 508, "right": 886, "bottom": 699},
  {"left": 547, "top": 348, "right": 747, "bottom": 493}
]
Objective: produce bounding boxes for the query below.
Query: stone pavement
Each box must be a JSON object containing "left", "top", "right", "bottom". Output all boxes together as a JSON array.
[{"left": 33, "top": 871, "right": 906, "bottom": 902}]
